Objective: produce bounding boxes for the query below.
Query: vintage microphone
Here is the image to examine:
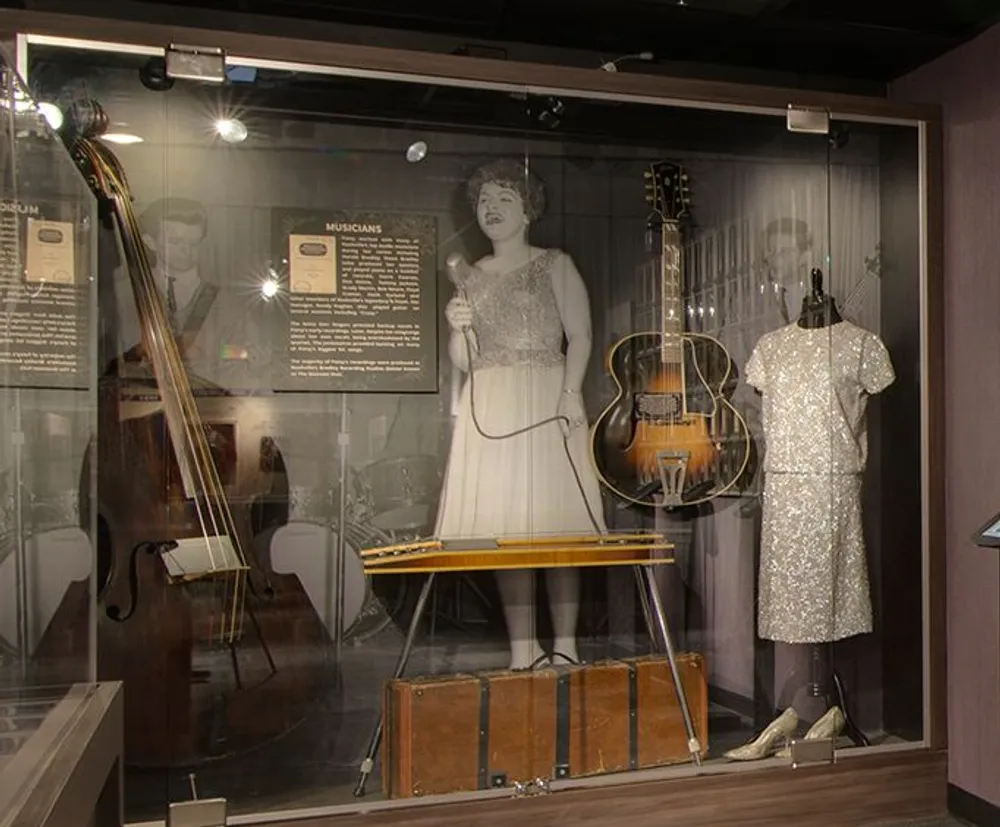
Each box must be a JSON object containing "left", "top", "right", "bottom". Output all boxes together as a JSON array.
[
  {"left": 445, "top": 252, "right": 473, "bottom": 313},
  {"left": 445, "top": 252, "right": 475, "bottom": 415}
]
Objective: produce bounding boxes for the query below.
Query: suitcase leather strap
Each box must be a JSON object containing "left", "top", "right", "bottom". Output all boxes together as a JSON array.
[
  {"left": 627, "top": 662, "right": 639, "bottom": 770},
  {"left": 478, "top": 676, "right": 491, "bottom": 790},
  {"left": 554, "top": 673, "right": 571, "bottom": 778}
]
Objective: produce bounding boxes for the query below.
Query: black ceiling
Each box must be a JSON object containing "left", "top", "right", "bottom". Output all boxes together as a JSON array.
[{"left": 16, "top": 0, "right": 1000, "bottom": 84}]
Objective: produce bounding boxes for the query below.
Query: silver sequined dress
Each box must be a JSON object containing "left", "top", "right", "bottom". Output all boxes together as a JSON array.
[
  {"left": 745, "top": 320, "right": 894, "bottom": 643},
  {"left": 434, "top": 249, "right": 606, "bottom": 538}
]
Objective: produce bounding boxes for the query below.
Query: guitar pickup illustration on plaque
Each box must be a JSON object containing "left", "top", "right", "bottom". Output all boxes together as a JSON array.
[
  {"left": 288, "top": 233, "right": 338, "bottom": 294},
  {"left": 25, "top": 218, "right": 75, "bottom": 284}
]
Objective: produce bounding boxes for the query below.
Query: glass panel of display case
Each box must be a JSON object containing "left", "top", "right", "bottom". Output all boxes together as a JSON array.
[
  {"left": 0, "top": 59, "right": 99, "bottom": 763},
  {"left": 826, "top": 117, "right": 924, "bottom": 747},
  {"left": 23, "top": 39, "right": 925, "bottom": 822}
]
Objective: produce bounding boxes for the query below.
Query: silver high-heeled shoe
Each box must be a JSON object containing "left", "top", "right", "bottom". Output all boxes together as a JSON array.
[
  {"left": 723, "top": 707, "right": 799, "bottom": 761},
  {"left": 775, "top": 706, "right": 846, "bottom": 758}
]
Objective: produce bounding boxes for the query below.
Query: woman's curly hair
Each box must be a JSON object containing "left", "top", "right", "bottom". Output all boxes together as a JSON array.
[{"left": 466, "top": 158, "right": 546, "bottom": 221}]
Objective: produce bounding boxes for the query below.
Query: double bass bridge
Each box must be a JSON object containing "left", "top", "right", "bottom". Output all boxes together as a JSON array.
[{"left": 159, "top": 535, "right": 247, "bottom": 585}]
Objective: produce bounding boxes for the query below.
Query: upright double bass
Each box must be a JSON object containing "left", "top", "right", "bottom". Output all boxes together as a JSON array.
[{"left": 68, "top": 101, "right": 331, "bottom": 768}]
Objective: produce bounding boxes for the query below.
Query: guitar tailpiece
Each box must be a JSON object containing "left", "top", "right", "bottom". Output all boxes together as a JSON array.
[{"left": 655, "top": 450, "right": 689, "bottom": 507}]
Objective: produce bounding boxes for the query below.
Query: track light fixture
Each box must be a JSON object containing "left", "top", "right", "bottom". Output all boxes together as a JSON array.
[{"left": 599, "top": 52, "right": 655, "bottom": 72}]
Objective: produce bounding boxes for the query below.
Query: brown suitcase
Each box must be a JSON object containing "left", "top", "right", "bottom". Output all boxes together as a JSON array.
[{"left": 382, "top": 653, "right": 708, "bottom": 799}]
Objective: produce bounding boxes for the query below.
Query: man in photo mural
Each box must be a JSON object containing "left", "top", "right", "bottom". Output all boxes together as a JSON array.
[{"left": 106, "top": 196, "right": 255, "bottom": 388}]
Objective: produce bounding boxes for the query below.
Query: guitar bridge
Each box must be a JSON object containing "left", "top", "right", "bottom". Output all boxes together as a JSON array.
[{"left": 656, "top": 450, "right": 689, "bottom": 508}]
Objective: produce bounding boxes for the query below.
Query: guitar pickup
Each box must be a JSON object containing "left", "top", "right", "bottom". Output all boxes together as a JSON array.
[{"left": 635, "top": 392, "right": 683, "bottom": 423}]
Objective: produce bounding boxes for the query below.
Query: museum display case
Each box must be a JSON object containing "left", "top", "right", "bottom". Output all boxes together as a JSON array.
[
  {"left": 0, "top": 14, "right": 944, "bottom": 825},
  {"left": 0, "top": 52, "right": 100, "bottom": 788}
]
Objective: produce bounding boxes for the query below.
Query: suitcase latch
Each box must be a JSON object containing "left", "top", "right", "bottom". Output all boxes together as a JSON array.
[{"left": 511, "top": 777, "right": 553, "bottom": 798}]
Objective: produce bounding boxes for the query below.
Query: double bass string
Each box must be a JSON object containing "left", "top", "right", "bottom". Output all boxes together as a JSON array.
[
  {"left": 94, "top": 144, "right": 239, "bottom": 642},
  {"left": 111, "top": 156, "right": 247, "bottom": 643},
  {"left": 81, "top": 139, "right": 250, "bottom": 645}
]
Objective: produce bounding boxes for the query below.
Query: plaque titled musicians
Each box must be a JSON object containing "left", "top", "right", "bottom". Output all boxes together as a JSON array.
[
  {"left": 0, "top": 200, "right": 90, "bottom": 390},
  {"left": 272, "top": 209, "right": 437, "bottom": 392}
]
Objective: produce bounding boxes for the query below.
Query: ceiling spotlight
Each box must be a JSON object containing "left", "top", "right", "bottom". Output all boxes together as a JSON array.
[
  {"left": 405, "top": 140, "right": 428, "bottom": 163},
  {"left": 261, "top": 277, "right": 279, "bottom": 299},
  {"left": 527, "top": 96, "right": 565, "bottom": 129},
  {"left": 102, "top": 133, "right": 144, "bottom": 145},
  {"left": 138, "top": 57, "right": 175, "bottom": 92},
  {"left": 37, "top": 102, "right": 63, "bottom": 131},
  {"left": 215, "top": 117, "right": 247, "bottom": 143}
]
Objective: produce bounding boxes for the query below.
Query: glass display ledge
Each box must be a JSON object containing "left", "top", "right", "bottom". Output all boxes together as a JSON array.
[
  {"left": 0, "top": 682, "right": 122, "bottom": 827},
  {"left": 0, "top": 683, "right": 97, "bottom": 808},
  {"left": 0, "top": 683, "right": 90, "bottom": 769}
]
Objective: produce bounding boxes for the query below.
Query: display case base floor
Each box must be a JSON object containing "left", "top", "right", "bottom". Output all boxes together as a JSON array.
[{"left": 382, "top": 653, "right": 708, "bottom": 799}]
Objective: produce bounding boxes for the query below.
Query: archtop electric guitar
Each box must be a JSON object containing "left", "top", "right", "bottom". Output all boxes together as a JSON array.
[{"left": 590, "top": 160, "right": 751, "bottom": 509}]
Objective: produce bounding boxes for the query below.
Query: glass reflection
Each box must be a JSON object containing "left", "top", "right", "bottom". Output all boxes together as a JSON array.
[{"left": 21, "top": 42, "right": 925, "bottom": 821}]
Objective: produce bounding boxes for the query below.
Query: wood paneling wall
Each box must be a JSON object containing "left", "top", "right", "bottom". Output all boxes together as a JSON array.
[{"left": 893, "top": 22, "right": 1000, "bottom": 807}]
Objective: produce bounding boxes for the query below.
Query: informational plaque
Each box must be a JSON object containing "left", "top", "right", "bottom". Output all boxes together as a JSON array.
[
  {"left": 272, "top": 209, "right": 438, "bottom": 393},
  {"left": 0, "top": 200, "right": 90, "bottom": 390}
]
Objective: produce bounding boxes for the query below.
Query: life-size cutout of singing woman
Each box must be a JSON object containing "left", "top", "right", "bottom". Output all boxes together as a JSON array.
[{"left": 434, "top": 158, "right": 607, "bottom": 671}]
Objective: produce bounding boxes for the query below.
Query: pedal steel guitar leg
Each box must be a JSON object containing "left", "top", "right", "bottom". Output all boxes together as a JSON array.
[
  {"left": 632, "top": 566, "right": 658, "bottom": 650},
  {"left": 354, "top": 572, "right": 437, "bottom": 798},
  {"left": 637, "top": 564, "right": 702, "bottom": 765}
]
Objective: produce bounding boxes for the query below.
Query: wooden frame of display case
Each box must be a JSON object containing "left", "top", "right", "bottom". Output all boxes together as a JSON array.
[{"left": 0, "top": 10, "right": 947, "bottom": 826}]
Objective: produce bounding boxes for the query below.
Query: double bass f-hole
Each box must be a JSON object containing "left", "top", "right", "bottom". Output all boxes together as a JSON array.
[
  {"left": 104, "top": 538, "right": 278, "bottom": 694},
  {"left": 104, "top": 541, "right": 167, "bottom": 623}
]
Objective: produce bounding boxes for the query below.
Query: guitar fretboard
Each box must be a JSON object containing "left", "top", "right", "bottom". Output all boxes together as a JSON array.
[{"left": 660, "top": 219, "right": 683, "bottom": 367}]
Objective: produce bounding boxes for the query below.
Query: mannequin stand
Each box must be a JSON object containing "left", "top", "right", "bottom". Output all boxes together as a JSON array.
[
  {"left": 352, "top": 534, "right": 697, "bottom": 797},
  {"left": 778, "top": 642, "right": 869, "bottom": 747},
  {"left": 726, "top": 640, "right": 868, "bottom": 762},
  {"left": 807, "top": 644, "right": 869, "bottom": 747}
]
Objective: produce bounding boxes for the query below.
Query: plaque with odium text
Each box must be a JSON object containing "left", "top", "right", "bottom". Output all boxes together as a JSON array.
[
  {"left": 0, "top": 199, "right": 91, "bottom": 390},
  {"left": 272, "top": 209, "right": 438, "bottom": 393}
]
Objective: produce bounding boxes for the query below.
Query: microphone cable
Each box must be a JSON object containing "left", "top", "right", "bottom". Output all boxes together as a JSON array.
[{"left": 458, "top": 326, "right": 604, "bottom": 535}]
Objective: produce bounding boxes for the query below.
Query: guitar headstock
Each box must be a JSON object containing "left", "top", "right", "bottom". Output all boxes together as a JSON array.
[{"left": 644, "top": 160, "right": 691, "bottom": 223}]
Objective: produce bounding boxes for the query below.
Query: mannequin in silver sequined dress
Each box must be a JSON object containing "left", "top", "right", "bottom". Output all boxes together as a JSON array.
[
  {"left": 435, "top": 159, "right": 606, "bottom": 671},
  {"left": 724, "top": 279, "right": 894, "bottom": 761}
]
